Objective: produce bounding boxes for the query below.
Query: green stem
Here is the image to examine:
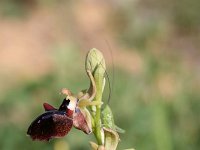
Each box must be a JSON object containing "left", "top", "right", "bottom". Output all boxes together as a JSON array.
[
  {"left": 93, "top": 74, "right": 104, "bottom": 145},
  {"left": 95, "top": 106, "right": 103, "bottom": 145},
  {"left": 85, "top": 48, "right": 106, "bottom": 146}
]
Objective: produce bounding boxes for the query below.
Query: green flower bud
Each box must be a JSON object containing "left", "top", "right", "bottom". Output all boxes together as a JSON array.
[{"left": 85, "top": 48, "right": 106, "bottom": 78}]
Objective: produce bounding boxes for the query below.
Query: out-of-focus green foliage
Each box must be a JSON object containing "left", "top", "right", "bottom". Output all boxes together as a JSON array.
[{"left": 0, "top": 0, "right": 200, "bottom": 150}]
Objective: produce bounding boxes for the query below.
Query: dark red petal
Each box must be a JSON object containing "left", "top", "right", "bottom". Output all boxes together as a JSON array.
[{"left": 43, "top": 103, "right": 57, "bottom": 111}]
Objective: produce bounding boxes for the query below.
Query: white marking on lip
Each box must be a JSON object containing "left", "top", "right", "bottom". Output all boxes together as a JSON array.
[
  {"left": 38, "top": 120, "right": 41, "bottom": 123},
  {"left": 67, "top": 96, "right": 77, "bottom": 111}
]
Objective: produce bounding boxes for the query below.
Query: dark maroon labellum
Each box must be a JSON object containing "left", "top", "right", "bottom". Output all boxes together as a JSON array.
[
  {"left": 44, "top": 104, "right": 92, "bottom": 135},
  {"left": 27, "top": 99, "right": 73, "bottom": 141}
]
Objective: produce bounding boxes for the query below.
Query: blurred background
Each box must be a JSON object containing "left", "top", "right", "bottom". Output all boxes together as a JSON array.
[{"left": 0, "top": 0, "right": 200, "bottom": 150}]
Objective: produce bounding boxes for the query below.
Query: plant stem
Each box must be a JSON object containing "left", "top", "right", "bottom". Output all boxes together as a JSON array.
[
  {"left": 93, "top": 72, "right": 104, "bottom": 145},
  {"left": 85, "top": 48, "right": 106, "bottom": 146}
]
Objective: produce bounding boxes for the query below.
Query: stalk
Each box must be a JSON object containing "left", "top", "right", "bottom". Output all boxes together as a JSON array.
[{"left": 85, "top": 48, "right": 106, "bottom": 146}]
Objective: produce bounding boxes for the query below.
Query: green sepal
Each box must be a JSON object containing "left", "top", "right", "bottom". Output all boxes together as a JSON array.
[
  {"left": 104, "top": 127, "right": 119, "bottom": 150},
  {"left": 115, "top": 125, "right": 126, "bottom": 134},
  {"left": 89, "top": 141, "right": 98, "bottom": 150},
  {"left": 102, "top": 105, "right": 115, "bottom": 129},
  {"left": 102, "top": 105, "right": 125, "bottom": 133}
]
